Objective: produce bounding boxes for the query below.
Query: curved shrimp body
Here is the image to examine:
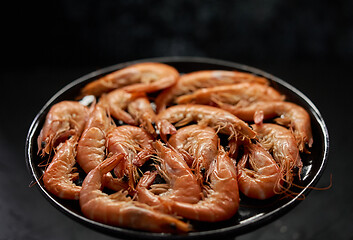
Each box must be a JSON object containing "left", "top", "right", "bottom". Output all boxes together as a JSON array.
[
  {"left": 77, "top": 103, "right": 115, "bottom": 172},
  {"left": 43, "top": 136, "right": 81, "bottom": 200},
  {"left": 37, "top": 101, "right": 89, "bottom": 156},
  {"left": 79, "top": 62, "right": 179, "bottom": 98},
  {"left": 136, "top": 141, "right": 202, "bottom": 212},
  {"left": 168, "top": 125, "right": 218, "bottom": 183},
  {"left": 79, "top": 154, "right": 191, "bottom": 233},
  {"left": 155, "top": 70, "right": 268, "bottom": 112},
  {"left": 99, "top": 89, "right": 144, "bottom": 126},
  {"left": 156, "top": 104, "right": 256, "bottom": 140},
  {"left": 252, "top": 123, "right": 302, "bottom": 183},
  {"left": 176, "top": 82, "right": 284, "bottom": 105},
  {"left": 127, "top": 96, "right": 157, "bottom": 136},
  {"left": 237, "top": 142, "right": 282, "bottom": 200},
  {"left": 226, "top": 101, "right": 313, "bottom": 152},
  {"left": 107, "top": 126, "right": 155, "bottom": 189},
  {"left": 156, "top": 145, "right": 239, "bottom": 222}
]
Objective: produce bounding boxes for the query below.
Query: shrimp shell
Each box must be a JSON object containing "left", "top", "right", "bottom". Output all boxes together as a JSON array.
[
  {"left": 78, "top": 62, "right": 179, "bottom": 98},
  {"left": 156, "top": 104, "right": 256, "bottom": 140},
  {"left": 155, "top": 70, "right": 268, "bottom": 112},
  {"left": 43, "top": 136, "right": 81, "bottom": 200},
  {"left": 79, "top": 154, "right": 191, "bottom": 233},
  {"left": 37, "top": 101, "right": 89, "bottom": 157}
]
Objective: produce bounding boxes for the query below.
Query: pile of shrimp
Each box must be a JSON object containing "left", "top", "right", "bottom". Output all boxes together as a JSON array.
[{"left": 36, "top": 62, "right": 313, "bottom": 233}]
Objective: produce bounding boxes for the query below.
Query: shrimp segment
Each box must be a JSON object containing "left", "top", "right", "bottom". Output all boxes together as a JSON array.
[
  {"left": 226, "top": 101, "right": 313, "bottom": 151},
  {"left": 237, "top": 142, "right": 282, "bottom": 200},
  {"left": 176, "top": 82, "right": 284, "bottom": 105},
  {"left": 79, "top": 62, "right": 179, "bottom": 98},
  {"left": 107, "top": 126, "right": 155, "bottom": 190},
  {"left": 37, "top": 101, "right": 89, "bottom": 156},
  {"left": 155, "top": 70, "right": 268, "bottom": 112},
  {"left": 168, "top": 125, "right": 218, "bottom": 183},
  {"left": 79, "top": 154, "right": 191, "bottom": 233},
  {"left": 252, "top": 123, "right": 302, "bottom": 184},
  {"left": 156, "top": 104, "right": 256, "bottom": 140},
  {"left": 43, "top": 136, "right": 81, "bottom": 200}
]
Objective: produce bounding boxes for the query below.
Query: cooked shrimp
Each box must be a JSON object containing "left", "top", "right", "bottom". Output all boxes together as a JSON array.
[
  {"left": 156, "top": 104, "right": 256, "bottom": 140},
  {"left": 107, "top": 126, "right": 155, "bottom": 190},
  {"left": 252, "top": 123, "right": 302, "bottom": 184},
  {"left": 136, "top": 141, "right": 202, "bottom": 211},
  {"left": 127, "top": 96, "right": 157, "bottom": 136},
  {"left": 99, "top": 89, "right": 144, "bottom": 126},
  {"left": 76, "top": 104, "right": 128, "bottom": 191},
  {"left": 137, "top": 145, "right": 239, "bottom": 222},
  {"left": 78, "top": 62, "right": 179, "bottom": 98},
  {"left": 176, "top": 82, "right": 284, "bottom": 105},
  {"left": 37, "top": 101, "right": 89, "bottom": 157},
  {"left": 224, "top": 101, "right": 313, "bottom": 152},
  {"left": 42, "top": 136, "right": 81, "bottom": 200},
  {"left": 79, "top": 154, "right": 191, "bottom": 233},
  {"left": 237, "top": 142, "right": 282, "bottom": 200},
  {"left": 168, "top": 125, "right": 218, "bottom": 183},
  {"left": 155, "top": 70, "right": 268, "bottom": 112}
]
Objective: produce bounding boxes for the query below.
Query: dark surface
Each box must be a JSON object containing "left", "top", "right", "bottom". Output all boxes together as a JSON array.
[{"left": 2, "top": 1, "right": 353, "bottom": 239}]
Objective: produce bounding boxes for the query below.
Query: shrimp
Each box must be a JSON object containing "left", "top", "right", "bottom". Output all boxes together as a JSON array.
[
  {"left": 127, "top": 96, "right": 157, "bottom": 136},
  {"left": 156, "top": 104, "right": 256, "bottom": 140},
  {"left": 42, "top": 136, "right": 81, "bottom": 200},
  {"left": 99, "top": 89, "right": 144, "bottom": 126},
  {"left": 37, "top": 101, "right": 89, "bottom": 157},
  {"left": 224, "top": 101, "right": 313, "bottom": 152},
  {"left": 78, "top": 62, "right": 179, "bottom": 98},
  {"left": 155, "top": 70, "right": 268, "bottom": 112},
  {"left": 136, "top": 140, "right": 202, "bottom": 213},
  {"left": 168, "top": 125, "right": 218, "bottom": 183},
  {"left": 137, "top": 145, "right": 239, "bottom": 222},
  {"left": 176, "top": 82, "right": 284, "bottom": 105},
  {"left": 237, "top": 142, "right": 282, "bottom": 200},
  {"left": 76, "top": 103, "right": 128, "bottom": 191},
  {"left": 106, "top": 126, "right": 155, "bottom": 190},
  {"left": 252, "top": 123, "right": 302, "bottom": 185},
  {"left": 79, "top": 154, "right": 191, "bottom": 233}
]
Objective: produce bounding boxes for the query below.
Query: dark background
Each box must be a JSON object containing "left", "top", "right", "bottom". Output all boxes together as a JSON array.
[{"left": 1, "top": 1, "right": 353, "bottom": 239}]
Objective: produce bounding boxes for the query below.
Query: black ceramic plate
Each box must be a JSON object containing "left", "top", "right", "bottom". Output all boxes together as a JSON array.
[{"left": 25, "top": 57, "right": 329, "bottom": 240}]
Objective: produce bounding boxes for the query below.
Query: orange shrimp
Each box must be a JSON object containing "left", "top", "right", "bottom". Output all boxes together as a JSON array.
[
  {"left": 224, "top": 101, "right": 313, "bottom": 152},
  {"left": 79, "top": 154, "right": 191, "bottom": 233},
  {"left": 155, "top": 70, "right": 268, "bottom": 112},
  {"left": 37, "top": 101, "right": 89, "bottom": 157},
  {"left": 127, "top": 96, "right": 157, "bottom": 136},
  {"left": 136, "top": 141, "right": 202, "bottom": 211},
  {"left": 237, "top": 142, "right": 282, "bottom": 200},
  {"left": 76, "top": 103, "right": 128, "bottom": 191},
  {"left": 137, "top": 145, "right": 239, "bottom": 222},
  {"left": 168, "top": 125, "right": 218, "bottom": 183},
  {"left": 42, "top": 136, "right": 81, "bottom": 200},
  {"left": 156, "top": 104, "right": 256, "bottom": 140},
  {"left": 252, "top": 123, "right": 302, "bottom": 185},
  {"left": 106, "top": 126, "right": 155, "bottom": 190},
  {"left": 99, "top": 89, "right": 144, "bottom": 126},
  {"left": 78, "top": 62, "right": 179, "bottom": 98},
  {"left": 176, "top": 82, "right": 284, "bottom": 105}
]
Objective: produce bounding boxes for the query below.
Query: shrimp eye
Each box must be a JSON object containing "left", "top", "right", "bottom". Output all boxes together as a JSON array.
[
  {"left": 41, "top": 141, "right": 46, "bottom": 148},
  {"left": 68, "top": 135, "right": 72, "bottom": 139},
  {"left": 200, "top": 167, "right": 206, "bottom": 174},
  {"left": 122, "top": 175, "right": 129, "bottom": 182}
]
